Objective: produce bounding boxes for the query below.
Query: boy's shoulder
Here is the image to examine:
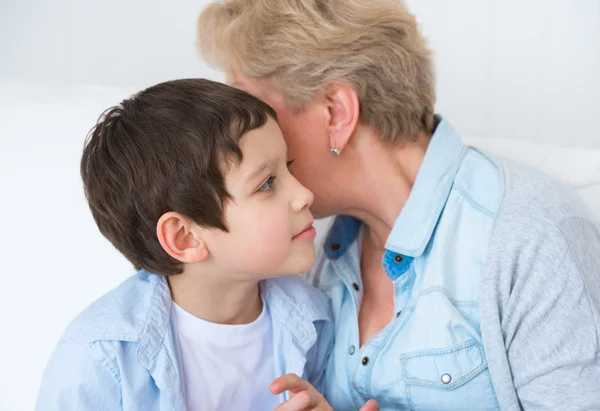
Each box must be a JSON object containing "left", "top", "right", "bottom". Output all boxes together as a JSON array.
[
  {"left": 262, "top": 276, "right": 331, "bottom": 323},
  {"left": 37, "top": 271, "right": 183, "bottom": 410},
  {"left": 60, "top": 270, "right": 164, "bottom": 345}
]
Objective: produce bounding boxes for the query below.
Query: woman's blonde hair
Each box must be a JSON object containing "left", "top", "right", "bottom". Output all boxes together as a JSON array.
[{"left": 198, "top": 0, "right": 436, "bottom": 143}]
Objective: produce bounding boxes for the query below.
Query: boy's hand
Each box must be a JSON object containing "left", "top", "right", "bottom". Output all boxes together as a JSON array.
[{"left": 270, "top": 374, "right": 379, "bottom": 411}]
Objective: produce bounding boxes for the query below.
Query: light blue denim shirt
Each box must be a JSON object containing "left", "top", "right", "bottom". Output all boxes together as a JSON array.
[
  {"left": 306, "top": 117, "right": 502, "bottom": 410},
  {"left": 36, "top": 270, "right": 333, "bottom": 411}
]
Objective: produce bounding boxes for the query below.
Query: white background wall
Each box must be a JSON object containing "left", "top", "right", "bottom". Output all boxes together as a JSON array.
[
  {"left": 0, "top": 1, "right": 599, "bottom": 410},
  {"left": 2, "top": 0, "right": 599, "bottom": 146},
  {"left": 0, "top": 0, "right": 223, "bottom": 86}
]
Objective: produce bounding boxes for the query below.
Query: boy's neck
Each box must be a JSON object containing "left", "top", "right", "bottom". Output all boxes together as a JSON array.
[{"left": 167, "top": 270, "right": 262, "bottom": 325}]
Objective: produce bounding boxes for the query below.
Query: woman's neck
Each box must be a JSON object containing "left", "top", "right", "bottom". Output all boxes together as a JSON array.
[{"left": 338, "top": 127, "right": 431, "bottom": 246}]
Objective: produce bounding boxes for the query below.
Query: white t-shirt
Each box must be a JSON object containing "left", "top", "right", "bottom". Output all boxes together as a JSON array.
[{"left": 172, "top": 300, "right": 281, "bottom": 411}]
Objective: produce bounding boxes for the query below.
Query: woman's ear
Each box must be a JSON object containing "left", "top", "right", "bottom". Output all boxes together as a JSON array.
[
  {"left": 156, "top": 212, "right": 209, "bottom": 264},
  {"left": 324, "top": 82, "right": 360, "bottom": 152}
]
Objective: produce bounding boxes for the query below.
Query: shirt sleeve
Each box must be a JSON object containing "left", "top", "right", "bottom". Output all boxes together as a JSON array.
[
  {"left": 35, "top": 340, "right": 122, "bottom": 411},
  {"left": 486, "top": 215, "right": 600, "bottom": 410}
]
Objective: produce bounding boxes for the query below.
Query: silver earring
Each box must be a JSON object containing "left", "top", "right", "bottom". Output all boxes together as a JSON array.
[{"left": 330, "top": 147, "right": 341, "bottom": 156}]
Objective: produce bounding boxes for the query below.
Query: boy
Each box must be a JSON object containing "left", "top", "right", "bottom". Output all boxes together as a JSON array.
[{"left": 35, "top": 79, "right": 334, "bottom": 411}]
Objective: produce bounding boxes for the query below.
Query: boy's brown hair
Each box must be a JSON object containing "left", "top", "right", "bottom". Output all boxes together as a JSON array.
[{"left": 81, "top": 78, "right": 277, "bottom": 275}]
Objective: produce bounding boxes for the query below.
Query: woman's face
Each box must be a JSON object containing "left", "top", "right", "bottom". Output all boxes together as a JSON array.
[{"left": 228, "top": 73, "right": 339, "bottom": 218}]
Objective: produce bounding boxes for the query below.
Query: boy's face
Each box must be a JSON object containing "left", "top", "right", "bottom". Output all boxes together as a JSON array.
[{"left": 203, "top": 118, "right": 317, "bottom": 279}]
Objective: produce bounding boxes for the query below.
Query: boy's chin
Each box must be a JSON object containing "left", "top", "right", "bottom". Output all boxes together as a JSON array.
[
  {"left": 268, "top": 250, "right": 316, "bottom": 278},
  {"left": 290, "top": 252, "right": 317, "bottom": 275}
]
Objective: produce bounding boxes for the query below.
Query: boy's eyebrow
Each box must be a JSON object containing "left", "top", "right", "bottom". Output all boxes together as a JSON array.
[{"left": 245, "top": 158, "right": 278, "bottom": 183}]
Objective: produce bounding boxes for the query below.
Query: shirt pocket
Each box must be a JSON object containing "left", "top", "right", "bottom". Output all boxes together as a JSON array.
[{"left": 400, "top": 339, "right": 499, "bottom": 411}]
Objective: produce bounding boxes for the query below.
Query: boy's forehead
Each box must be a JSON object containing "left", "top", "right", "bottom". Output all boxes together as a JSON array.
[
  {"left": 238, "top": 119, "right": 285, "bottom": 156},
  {"left": 225, "top": 119, "right": 286, "bottom": 178}
]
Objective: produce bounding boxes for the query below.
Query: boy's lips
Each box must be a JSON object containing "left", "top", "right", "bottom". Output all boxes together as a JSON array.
[{"left": 292, "top": 221, "right": 316, "bottom": 240}]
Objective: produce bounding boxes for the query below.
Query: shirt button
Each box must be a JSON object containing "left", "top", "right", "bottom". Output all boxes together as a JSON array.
[
  {"left": 394, "top": 254, "right": 403, "bottom": 263},
  {"left": 352, "top": 283, "right": 360, "bottom": 291},
  {"left": 331, "top": 243, "right": 341, "bottom": 251},
  {"left": 441, "top": 373, "right": 452, "bottom": 384},
  {"left": 361, "top": 356, "right": 369, "bottom": 366},
  {"left": 348, "top": 345, "right": 355, "bottom": 355}
]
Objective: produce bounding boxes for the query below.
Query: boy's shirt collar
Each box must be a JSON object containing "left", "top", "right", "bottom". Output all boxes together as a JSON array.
[
  {"left": 124, "top": 271, "right": 326, "bottom": 407},
  {"left": 133, "top": 272, "right": 327, "bottom": 359}
]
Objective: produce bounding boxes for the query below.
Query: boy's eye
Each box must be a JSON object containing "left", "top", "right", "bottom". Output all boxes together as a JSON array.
[
  {"left": 286, "top": 159, "right": 295, "bottom": 168},
  {"left": 258, "top": 176, "right": 276, "bottom": 192}
]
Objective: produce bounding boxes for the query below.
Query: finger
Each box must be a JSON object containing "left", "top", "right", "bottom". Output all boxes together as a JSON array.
[
  {"left": 359, "top": 399, "right": 379, "bottom": 411},
  {"left": 270, "top": 374, "right": 310, "bottom": 395},
  {"left": 273, "top": 389, "right": 320, "bottom": 411}
]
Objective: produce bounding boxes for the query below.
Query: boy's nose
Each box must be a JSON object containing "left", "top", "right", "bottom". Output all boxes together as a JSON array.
[{"left": 291, "top": 179, "right": 314, "bottom": 211}]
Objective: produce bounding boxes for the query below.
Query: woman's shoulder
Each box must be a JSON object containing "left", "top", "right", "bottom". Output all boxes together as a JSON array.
[
  {"left": 484, "top": 157, "right": 600, "bottom": 315},
  {"left": 480, "top": 162, "right": 600, "bottom": 408}
]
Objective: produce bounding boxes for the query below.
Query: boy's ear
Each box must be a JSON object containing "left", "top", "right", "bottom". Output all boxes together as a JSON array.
[{"left": 156, "top": 212, "right": 209, "bottom": 264}]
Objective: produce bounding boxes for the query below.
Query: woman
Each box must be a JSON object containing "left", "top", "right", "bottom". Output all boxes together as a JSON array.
[{"left": 197, "top": 1, "right": 600, "bottom": 410}]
